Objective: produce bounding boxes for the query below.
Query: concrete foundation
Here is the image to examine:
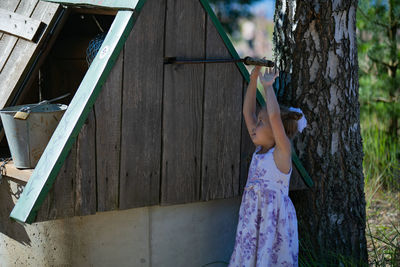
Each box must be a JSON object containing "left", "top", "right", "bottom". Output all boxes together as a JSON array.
[{"left": 0, "top": 180, "right": 242, "bottom": 267}]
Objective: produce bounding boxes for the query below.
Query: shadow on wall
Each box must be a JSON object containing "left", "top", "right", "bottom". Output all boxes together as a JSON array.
[{"left": 0, "top": 180, "right": 31, "bottom": 245}]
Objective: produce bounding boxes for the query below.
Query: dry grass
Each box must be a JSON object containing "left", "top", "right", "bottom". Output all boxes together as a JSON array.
[{"left": 365, "top": 187, "right": 400, "bottom": 266}]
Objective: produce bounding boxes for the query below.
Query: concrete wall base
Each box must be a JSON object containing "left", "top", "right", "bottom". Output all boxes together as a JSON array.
[{"left": 0, "top": 180, "right": 242, "bottom": 267}]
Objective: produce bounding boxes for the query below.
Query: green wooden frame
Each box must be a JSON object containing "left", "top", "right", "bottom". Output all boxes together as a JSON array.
[
  {"left": 44, "top": 0, "right": 138, "bottom": 10},
  {"left": 9, "top": 7, "right": 144, "bottom": 223},
  {"left": 10, "top": 0, "right": 312, "bottom": 224},
  {"left": 199, "top": 0, "right": 313, "bottom": 188},
  {"left": 199, "top": 0, "right": 266, "bottom": 107}
]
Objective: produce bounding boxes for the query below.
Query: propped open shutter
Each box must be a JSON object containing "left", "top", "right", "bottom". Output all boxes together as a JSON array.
[{"left": 0, "top": 0, "right": 61, "bottom": 111}]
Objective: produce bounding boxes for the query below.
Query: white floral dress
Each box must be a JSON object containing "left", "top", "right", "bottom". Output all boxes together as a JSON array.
[{"left": 228, "top": 145, "right": 299, "bottom": 267}]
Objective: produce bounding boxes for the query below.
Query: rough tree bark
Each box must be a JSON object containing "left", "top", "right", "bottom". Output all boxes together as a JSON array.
[{"left": 273, "top": 0, "right": 368, "bottom": 264}]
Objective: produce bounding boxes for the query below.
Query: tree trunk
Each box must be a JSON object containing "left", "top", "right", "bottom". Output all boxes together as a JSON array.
[{"left": 273, "top": 0, "right": 368, "bottom": 264}]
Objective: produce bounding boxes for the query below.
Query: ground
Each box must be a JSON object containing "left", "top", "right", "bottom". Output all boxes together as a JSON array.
[{"left": 365, "top": 189, "right": 399, "bottom": 266}]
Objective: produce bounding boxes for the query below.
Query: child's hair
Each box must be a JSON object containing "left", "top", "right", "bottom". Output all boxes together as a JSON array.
[{"left": 261, "top": 105, "right": 303, "bottom": 140}]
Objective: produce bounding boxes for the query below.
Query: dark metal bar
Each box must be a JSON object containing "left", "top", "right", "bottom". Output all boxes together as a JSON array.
[{"left": 164, "top": 56, "right": 275, "bottom": 67}]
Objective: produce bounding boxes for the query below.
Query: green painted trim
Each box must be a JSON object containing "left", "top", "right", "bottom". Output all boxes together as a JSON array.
[
  {"left": 201, "top": 0, "right": 313, "bottom": 188},
  {"left": 43, "top": 0, "right": 138, "bottom": 10},
  {"left": 199, "top": 0, "right": 265, "bottom": 107},
  {"left": 9, "top": 8, "right": 143, "bottom": 224},
  {"left": 292, "top": 147, "right": 314, "bottom": 188}
]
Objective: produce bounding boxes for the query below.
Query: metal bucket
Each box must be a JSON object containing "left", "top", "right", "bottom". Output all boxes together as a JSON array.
[{"left": 0, "top": 103, "right": 67, "bottom": 169}]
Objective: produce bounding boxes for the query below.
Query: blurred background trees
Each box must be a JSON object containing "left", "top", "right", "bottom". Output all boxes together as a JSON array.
[
  {"left": 357, "top": 0, "right": 399, "bottom": 138},
  {"left": 209, "top": 0, "right": 274, "bottom": 57},
  {"left": 208, "top": 0, "right": 263, "bottom": 39},
  {"left": 357, "top": 0, "right": 399, "bottom": 193}
]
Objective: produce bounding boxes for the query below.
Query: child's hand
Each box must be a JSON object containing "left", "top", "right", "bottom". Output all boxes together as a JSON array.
[
  {"left": 259, "top": 67, "right": 279, "bottom": 88},
  {"left": 250, "top": 65, "right": 262, "bottom": 80},
  {"left": 250, "top": 56, "right": 266, "bottom": 80}
]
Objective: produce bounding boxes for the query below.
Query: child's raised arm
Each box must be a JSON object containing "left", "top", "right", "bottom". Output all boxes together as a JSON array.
[
  {"left": 259, "top": 69, "right": 291, "bottom": 155},
  {"left": 243, "top": 66, "right": 261, "bottom": 137}
]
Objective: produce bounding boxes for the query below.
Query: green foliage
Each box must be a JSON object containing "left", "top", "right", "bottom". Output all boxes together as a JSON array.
[
  {"left": 361, "top": 116, "right": 399, "bottom": 191},
  {"left": 357, "top": 0, "right": 400, "bottom": 137},
  {"left": 358, "top": 3, "right": 399, "bottom": 264},
  {"left": 357, "top": 0, "right": 399, "bottom": 192}
]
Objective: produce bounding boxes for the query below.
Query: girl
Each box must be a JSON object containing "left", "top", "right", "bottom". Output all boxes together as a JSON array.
[{"left": 228, "top": 65, "right": 307, "bottom": 267}]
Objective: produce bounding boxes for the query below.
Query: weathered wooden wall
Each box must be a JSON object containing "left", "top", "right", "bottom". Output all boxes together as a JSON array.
[
  {"left": 7, "top": 0, "right": 254, "bottom": 222},
  {"left": 119, "top": 0, "right": 165, "bottom": 209}
]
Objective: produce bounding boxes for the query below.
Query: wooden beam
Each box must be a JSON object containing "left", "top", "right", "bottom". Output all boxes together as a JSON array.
[
  {"left": 0, "top": 1, "right": 60, "bottom": 119},
  {"left": 200, "top": 14, "right": 242, "bottom": 200},
  {"left": 9, "top": 9, "right": 140, "bottom": 224},
  {"left": 43, "top": 0, "right": 138, "bottom": 10},
  {"left": 161, "top": 0, "right": 205, "bottom": 205},
  {"left": 96, "top": 50, "right": 123, "bottom": 211},
  {"left": 119, "top": 0, "right": 164, "bottom": 209},
  {"left": 0, "top": 0, "right": 40, "bottom": 73},
  {"left": 0, "top": 0, "right": 23, "bottom": 40},
  {"left": 0, "top": 8, "right": 45, "bottom": 42},
  {"left": 1, "top": 161, "right": 33, "bottom": 184},
  {"left": 71, "top": 7, "right": 117, "bottom": 15}
]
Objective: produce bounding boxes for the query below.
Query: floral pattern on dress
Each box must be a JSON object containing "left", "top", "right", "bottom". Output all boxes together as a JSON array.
[{"left": 229, "top": 145, "right": 299, "bottom": 267}]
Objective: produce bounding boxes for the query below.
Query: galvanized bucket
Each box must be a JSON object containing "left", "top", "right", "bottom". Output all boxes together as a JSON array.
[{"left": 0, "top": 103, "right": 67, "bottom": 169}]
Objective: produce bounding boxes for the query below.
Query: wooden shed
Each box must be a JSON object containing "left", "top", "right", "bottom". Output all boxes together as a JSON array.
[{"left": 0, "top": 0, "right": 312, "bottom": 226}]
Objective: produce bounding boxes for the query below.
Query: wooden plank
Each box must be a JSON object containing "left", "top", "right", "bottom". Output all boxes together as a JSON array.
[
  {"left": 0, "top": 0, "right": 20, "bottom": 10},
  {"left": 95, "top": 50, "right": 123, "bottom": 212},
  {"left": 10, "top": 10, "right": 137, "bottom": 224},
  {"left": 161, "top": 0, "right": 205, "bottom": 205},
  {"left": 201, "top": 14, "right": 242, "bottom": 201},
  {"left": 0, "top": 0, "right": 22, "bottom": 40},
  {"left": 71, "top": 7, "right": 117, "bottom": 15},
  {"left": 74, "top": 109, "right": 96, "bottom": 216},
  {"left": 0, "top": 8, "right": 44, "bottom": 41},
  {"left": 0, "top": 0, "right": 39, "bottom": 72},
  {"left": 2, "top": 8, "right": 69, "bottom": 108},
  {"left": 44, "top": 0, "right": 138, "bottom": 10},
  {"left": 0, "top": 0, "right": 57, "bottom": 108},
  {"left": 0, "top": 0, "right": 22, "bottom": 141},
  {"left": 36, "top": 143, "right": 76, "bottom": 222},
  {"left": 2, "top": 161, "right": 32, "bottom": 183},
  {"left": 119, "top": 0, "right": 164, "bottom": 209},
  {"left": 199, "top": 0, "right": 265, "bottom": 107}
]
